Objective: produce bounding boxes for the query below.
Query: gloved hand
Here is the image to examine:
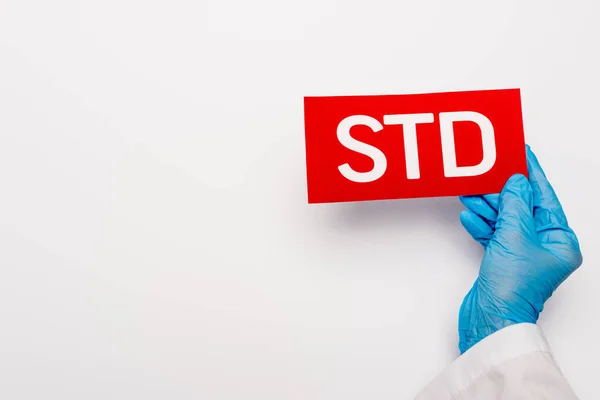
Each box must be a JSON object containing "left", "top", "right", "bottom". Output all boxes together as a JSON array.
[{"left": 457, "top": 146, "right": 583, "bottom": 353}]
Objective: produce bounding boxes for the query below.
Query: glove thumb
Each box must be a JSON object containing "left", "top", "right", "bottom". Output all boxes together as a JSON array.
[{"left": 494, "top": 174, "right": 536, "bottom": 239}]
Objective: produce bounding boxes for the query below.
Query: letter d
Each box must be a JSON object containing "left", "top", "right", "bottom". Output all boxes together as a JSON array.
[{"left": 439, "top": 111, "right": 496, "bottom": 177}]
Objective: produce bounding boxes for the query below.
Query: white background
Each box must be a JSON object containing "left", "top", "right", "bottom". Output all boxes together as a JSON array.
[{"left": 0, "top": 1, "right": 598, "bottom": 398}]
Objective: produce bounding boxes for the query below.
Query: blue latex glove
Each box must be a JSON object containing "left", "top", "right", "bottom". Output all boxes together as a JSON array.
[{"left": 457, "top": 146, "right": 583, "bottom": 353}]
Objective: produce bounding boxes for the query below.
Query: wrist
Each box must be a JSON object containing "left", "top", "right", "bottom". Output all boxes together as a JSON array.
[
  {"left": 458, "top": 318, "right": 518, "bottom": 353},
  {"left": 458, "top": 283, "right": 538, "bottom": 353}
]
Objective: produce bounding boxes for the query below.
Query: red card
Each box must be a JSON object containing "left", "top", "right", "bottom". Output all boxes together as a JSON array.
[{"left": 304, "top": 89, "right": 527, "bottom": 204}]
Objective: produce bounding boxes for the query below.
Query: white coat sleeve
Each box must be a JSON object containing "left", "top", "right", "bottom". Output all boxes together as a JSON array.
[{"left": 415, "top": 323, "right": 578, "bottom": 399}]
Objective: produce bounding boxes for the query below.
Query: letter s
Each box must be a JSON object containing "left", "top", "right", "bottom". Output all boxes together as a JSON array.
[{"left": 337, "top": 115, "right": 386, "bottom": 183}]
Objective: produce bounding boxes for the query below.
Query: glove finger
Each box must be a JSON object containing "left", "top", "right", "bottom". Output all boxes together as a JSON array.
[
  {"left": 526, "top": 145, "right": 570, "bottom": 231},
  {"left": 481, "top": 193, "right": 500, "bottom": 211},
  {"left": 459, "top": 195, "right": 498, "bottom": 226},
  {"left": 460, "top": 209, "right": 493, "bottom": 248},
  {"left": 494, "top": 174, "right": 536, "bottom": 240}
]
